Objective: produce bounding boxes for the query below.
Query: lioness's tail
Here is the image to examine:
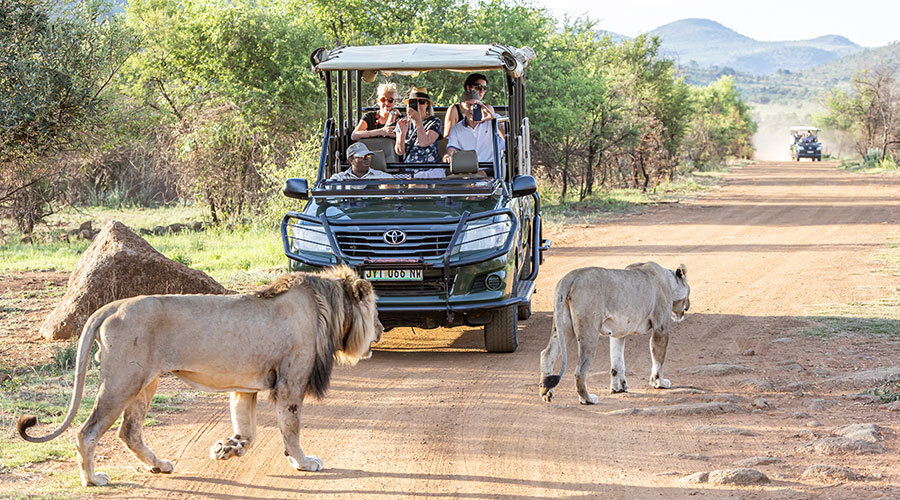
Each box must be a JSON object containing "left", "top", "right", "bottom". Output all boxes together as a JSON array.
[
  {"left": 540, "top": 276, "right": 576, "bottom": 393},
  {"left": 18, "top": 306, "right": 114, "bottom": 443}
]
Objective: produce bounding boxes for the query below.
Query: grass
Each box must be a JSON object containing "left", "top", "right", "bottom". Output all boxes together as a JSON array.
[
  {"left": 1, "top": 209, "right": 287, "bottom": 287},
  {"left": 801, "top": 315, "right": 900, "bottom": 339},
  {"left": 0, "top": 468, "right": 143, "bottom": 499},
  {"left": 801, "top": 232, "right": 900, "bottom": 340},
  {"left": 0, "top": 343, "right": 198, "bottom": 470}
]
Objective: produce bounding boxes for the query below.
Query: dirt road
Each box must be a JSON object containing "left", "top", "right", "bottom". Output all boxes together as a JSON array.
[{"left": 60, "top": 162, "right": 900, "bottom": 498}]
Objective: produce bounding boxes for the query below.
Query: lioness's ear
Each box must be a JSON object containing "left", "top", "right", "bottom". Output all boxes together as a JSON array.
[
  {"left": 675, "top": 264, "right": 687, "bottom": 281},
  {"left": 353, "top": 278, "right": 373, "bottom": 301}
]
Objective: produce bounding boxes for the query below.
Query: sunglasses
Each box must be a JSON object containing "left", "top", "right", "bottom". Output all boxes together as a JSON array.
[
  {"left": 353, "top": 153, "right": 373, "bottom": 160},
  {"left": 470, "top": 84, "right": 487, "bottom": 91},
  {"left": 409, "top": 99, "right": 428, "bottom": 105},
  {"left": 379, "top": 97, "right": 394, "bottom": 103}
]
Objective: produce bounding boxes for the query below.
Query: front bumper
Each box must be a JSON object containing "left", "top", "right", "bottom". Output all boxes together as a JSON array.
[{"left": 282, "top": 209, "right": 525, "bottom": 327}]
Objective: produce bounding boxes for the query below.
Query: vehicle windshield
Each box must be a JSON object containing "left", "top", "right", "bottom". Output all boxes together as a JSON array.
[{"left": 314, "top": 176, "right": 501, "bottom": 198}]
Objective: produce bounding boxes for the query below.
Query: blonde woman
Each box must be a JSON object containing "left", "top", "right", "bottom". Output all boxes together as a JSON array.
[
  {"left": 394, "top": 87, "right": 442, "bottom": 163},
  {"left": 351, "top": 82, "right": 399, "bottom": 140}
]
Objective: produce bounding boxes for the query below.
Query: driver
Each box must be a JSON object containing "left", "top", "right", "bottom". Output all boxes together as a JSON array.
[{"left": 329, "top": 142, "right": 395, "bottom": 185}]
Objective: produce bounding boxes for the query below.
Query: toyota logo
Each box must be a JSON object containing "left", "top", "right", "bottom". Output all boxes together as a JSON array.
[{"left": 383, "top": 229, "right": 406, "bottom": 245}]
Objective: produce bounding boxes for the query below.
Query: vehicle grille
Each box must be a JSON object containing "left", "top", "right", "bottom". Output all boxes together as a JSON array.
[
  {"left": 334, "top": 228, "right": 455, "bottom": 259},
  {"left": 369, "top": 271, "right": 453, "bottom": 297}
]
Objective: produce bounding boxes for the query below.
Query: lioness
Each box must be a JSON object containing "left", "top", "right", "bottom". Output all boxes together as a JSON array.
[
  {"left": 539, "top": 262, "right": 689, "bottom": 405},
  {"left": 18, "top": 265, "right": 382, "bottom": 487}
]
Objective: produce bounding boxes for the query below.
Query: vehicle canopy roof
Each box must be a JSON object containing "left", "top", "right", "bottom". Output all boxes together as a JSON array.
[
  {"left": 311, "top": 43, "right": 535, "bottom": 79},
  {"left": 789, "top": 126, "right": 821, "bottom": 133}
]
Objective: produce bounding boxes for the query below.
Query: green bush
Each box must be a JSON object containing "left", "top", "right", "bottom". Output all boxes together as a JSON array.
[{"left": 867, "top": 377, "right": 900, "bottom": 403}]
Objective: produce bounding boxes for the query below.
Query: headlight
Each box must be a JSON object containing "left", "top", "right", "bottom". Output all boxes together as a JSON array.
[
  {"left": 455, "top": 219, "right": 511, "bottom": 253},
  {"left": 291, "top": 224, "right": 333, "bottom": 254}
]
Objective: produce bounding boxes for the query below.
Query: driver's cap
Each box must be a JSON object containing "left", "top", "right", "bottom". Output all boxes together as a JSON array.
[{"left": 346, "top": 142, "right": 374, "bottom": 158}]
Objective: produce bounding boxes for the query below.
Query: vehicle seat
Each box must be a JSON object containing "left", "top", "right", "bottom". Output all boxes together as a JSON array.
[
  {"left": 450, "top": 150, "right": 479, "bottom": 175},
  {"left": 370, "top": 150, "right": 387, "bottom": 171},
  {"left": 360, "top": 137, "right": 397, "bottom": 163},
  {"left": 437, "top": 137, "right": 449, "bottom": 159}
]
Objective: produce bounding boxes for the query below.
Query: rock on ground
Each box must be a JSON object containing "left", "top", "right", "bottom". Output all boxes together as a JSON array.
[
  {"left": 801, "top": 436, "right": 886, "bottom": 455},
  {"left": 39, "top": 220, "right": 230, "bottom": 340},
  {"left": 800, "top": 464, "right": 858, "bottom": 482},
  {"left": 707, "top": 468, "right": 770, "bottom": 486},
  {"left": 733, "top": 456, "right": 784, "bottom": 466},
  {"left": 680, "top": 471, "right": 709, "bottom": 483},
  {"left": 603, "top": 402, "right": 743, "bottom": 417},
  {"left": 739, "top": 378, "right": 773, "bottom": 392},
  {"left": 832, "top": 423, "right": 884, "bottom": 443},
  {"left": 693, "top": 425, "right": 757, "bottom": 436},
  {"left": 681, "top": 363, "right": 754, "bottom": 376},
  {"left": 822, "top": 367, "right": 900, "bottom": 388}
]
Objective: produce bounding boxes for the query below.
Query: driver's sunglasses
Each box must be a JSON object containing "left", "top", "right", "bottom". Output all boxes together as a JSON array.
[
  {"left": 470, "top": 84, "right": 487, "bottom": 91},
  {"left": 379, "top": 97, "right": 394, "bottom": 103},
  {"left": 355, "top": 154, "right": 373, "bottom": 160}
]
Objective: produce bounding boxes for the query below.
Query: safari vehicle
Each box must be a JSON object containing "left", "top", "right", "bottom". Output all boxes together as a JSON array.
[
  {"left": 790, "top": 126, "right": 822, "bottom": 161},
  {"left": 280, "top": 44, "right": 550, "bottom": 352}
]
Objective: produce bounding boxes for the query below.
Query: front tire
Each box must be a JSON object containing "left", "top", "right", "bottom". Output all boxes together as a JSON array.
[
  {"left": 517, "top": 300, "right": 532, "bottom": 320},
  {"left": 484, "top": 305, "right": 518, "bottom": 353}
]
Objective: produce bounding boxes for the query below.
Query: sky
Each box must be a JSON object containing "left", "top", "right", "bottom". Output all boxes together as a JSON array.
[{"left": 533, "top": 0, "right": 900, "bottom": 48}]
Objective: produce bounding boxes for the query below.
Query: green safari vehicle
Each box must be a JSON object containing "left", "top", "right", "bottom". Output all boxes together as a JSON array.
[{"left": 280, "top": 44, "right": 550, "bottom": 352}]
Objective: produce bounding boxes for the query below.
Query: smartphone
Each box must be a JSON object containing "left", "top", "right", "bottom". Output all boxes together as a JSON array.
[
  {"left": 472, "top": 103, "right": 482, "bottom": 122},
  {"left": 408, "top": 100, "right": 419, "bottom": 111}
]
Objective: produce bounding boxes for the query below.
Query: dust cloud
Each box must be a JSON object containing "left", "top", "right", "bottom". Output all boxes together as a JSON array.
[{"left": 752, "top": 107, "right": 857, "bottom": 161}]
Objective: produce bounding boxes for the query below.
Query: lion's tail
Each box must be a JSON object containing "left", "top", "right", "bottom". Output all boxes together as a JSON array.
[
  {"left": 18, "top": 305, "right": 114, "bottom": 443},
  {"left": 540, "top": 278, "right": 576, "bottom": 392}
]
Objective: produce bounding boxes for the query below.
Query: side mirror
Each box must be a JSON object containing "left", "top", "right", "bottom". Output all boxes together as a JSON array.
[
  {"left": 511, "top": 175, "right": 537, "bottom": 197},
  {"left": 283, "top": 178, "right": 309, "bottom": 200}
]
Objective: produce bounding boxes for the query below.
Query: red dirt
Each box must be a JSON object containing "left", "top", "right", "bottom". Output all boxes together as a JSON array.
[{"left": 6, "top": 161, "right": 900, "bottom": 499}]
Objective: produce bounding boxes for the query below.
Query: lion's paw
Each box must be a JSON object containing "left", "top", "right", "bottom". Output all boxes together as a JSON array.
[
  {"left": 578, "top": 393, "right": 599, "bottom": 405},
  {"left": 650, "top": 377, "right": 671, "bottom": 389},
  {"left": 84, "top": 472, "right": 110, "bottom": 487},
  {"left": 150, "top": 460, "right": 174, "bottom": 474},
  {"left": 288, "top": 455, "right": 323, "bottom": 472},
  {"left": 610, "top": 378, "right": 629, "bottom": 394},
  {"left": 210, "top": 436, "right": 247, "bottom": 460},
  {"left": 540, "top": 387, "right": 554, "bottom": 403}
]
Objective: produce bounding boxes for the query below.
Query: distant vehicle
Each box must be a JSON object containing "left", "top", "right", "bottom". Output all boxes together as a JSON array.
[{"left": 790, "top": 126, "right": 822, "bottom": 161}]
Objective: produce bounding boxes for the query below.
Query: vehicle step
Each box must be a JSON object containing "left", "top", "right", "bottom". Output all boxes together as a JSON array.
[{"left": 516, "top": 279, "right": 535, "bottom": 301}]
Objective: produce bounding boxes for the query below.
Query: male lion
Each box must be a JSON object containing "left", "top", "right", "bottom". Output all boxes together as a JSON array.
[
  {"left": 539, "top": 262, "right": 689, "bottom": 405},
  {"left": 18, "top": 265, "right": 382, "bottom": 487}
]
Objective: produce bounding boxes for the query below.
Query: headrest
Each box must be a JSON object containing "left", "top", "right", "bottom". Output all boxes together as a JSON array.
[
  {"left": 360, "top": 137, "right": 398, "bottom": 163},
  {"left": 450, "top": 150, "right": 479, "bottom": 174},
  {"left": 370, "top": 150, "right": 387, "bottom": 171}
]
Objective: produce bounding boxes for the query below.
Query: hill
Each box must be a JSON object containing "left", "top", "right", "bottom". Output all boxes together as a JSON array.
[{"left": 650, "top": 18, "right": 864, "bottom": 75}]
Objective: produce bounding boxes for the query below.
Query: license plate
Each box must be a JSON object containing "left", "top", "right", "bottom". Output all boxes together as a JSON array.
[{"left": 364, "top": 269, "right": 423, "bottom": 281}]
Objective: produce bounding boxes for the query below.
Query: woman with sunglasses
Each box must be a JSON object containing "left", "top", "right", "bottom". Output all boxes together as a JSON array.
[
  {"left": 443, "top": 73, "right": 496, "bottom": 138},
  {"left": 350, "top": 82, "right": 399, "bottom": 140},
  {"left": 395, "top": 87, "right": 442, "bottom": 163}
]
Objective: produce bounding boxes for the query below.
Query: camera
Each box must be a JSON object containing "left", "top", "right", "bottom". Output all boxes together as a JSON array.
[{"left": 408, "top": 100, "right": 419, "bottom": 111}]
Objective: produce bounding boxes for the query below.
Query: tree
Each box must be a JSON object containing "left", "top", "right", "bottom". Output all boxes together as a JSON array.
[
  {"left": 0, "top": 0, "right": 137, "bottom": 234},
  {"left": 683, "top": 76, "right": 756, "bottom": 167},
  {"left": 120, "top": 0, "right": 329, "bottom": 223},
  {"left": 820, "top": 65, "right": 900, "bottom": 160}
]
